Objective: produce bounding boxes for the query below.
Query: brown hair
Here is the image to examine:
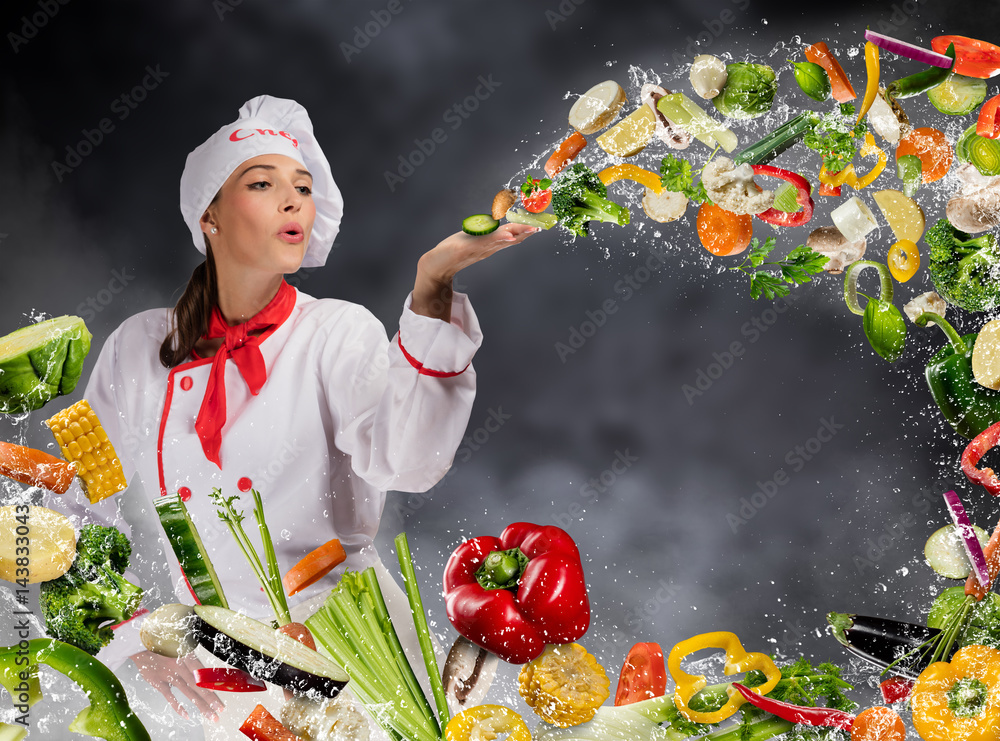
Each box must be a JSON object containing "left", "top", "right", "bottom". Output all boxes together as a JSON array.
[{"left": 159, "top": 234, "right": 219, "bottom": 368}]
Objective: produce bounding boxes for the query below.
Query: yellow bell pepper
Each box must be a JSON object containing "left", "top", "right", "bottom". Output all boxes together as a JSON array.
[
  {"left": 818, "top": 133, "right": 887, "bottom": 191},
  {"left": 910, "top": 644, "right": 1000, "bottom": 741},
  {"left": 667, "top": 631, "right": 781, "bottom": 724},
  {"left": 856, "top": 41, "right": 880, "bottom": 124},
  {"left": 444, "top": 705, "right": 532, "bottom": 741},
  {"left": 598, "top": 164, "right": 664, "bottom": 194}
]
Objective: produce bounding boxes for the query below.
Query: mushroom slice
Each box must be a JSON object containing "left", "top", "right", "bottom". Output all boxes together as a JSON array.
[
  {"left": 442, "top": 636, "right": 499, "bottom": 714},
  {"left": 806, "top": 224, "right": 866, "bottom": 275},
  {"left": 640, "top": 83, "right": 691, "bottom": 150}
]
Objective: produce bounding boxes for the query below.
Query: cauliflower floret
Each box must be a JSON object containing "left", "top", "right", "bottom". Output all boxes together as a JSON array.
[
  {"left": 904, "top": 291, "right": 948, "bottom": 324},
  {"left": 281, "top": 693, "right": 370, "bottom": 741},
  {"left": 701, "top": 157, "right": 774, "bottom": 215}
]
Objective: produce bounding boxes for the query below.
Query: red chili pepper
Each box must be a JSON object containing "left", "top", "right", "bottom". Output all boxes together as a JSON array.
[
  {"left": 194, "top": 667, "right": 267, "bottom": 692},
  {"left": 961, "top": 419, "right": 1000, "bottom": 496},
  {"left": 879, "top": 676, "right": 914, "bottom": 704},
  {"left": 751, "top": 165, "right": 815, "bottom": 227},
  {"left": 442, "top": 522, "right": 590, "bottom": 665},
  {"left": 978, "top": 95, "right": 1000, "bottom": 140},
  {"left": 731, "top": 683, "right": 855, "bottom": 731}
]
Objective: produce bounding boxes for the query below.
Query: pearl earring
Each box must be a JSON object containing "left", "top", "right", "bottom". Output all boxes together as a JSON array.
[{"left": 211, "top": 227, "right": 218, "bottom": 234}]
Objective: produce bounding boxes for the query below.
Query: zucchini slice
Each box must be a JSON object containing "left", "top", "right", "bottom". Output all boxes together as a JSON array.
[
  {"left": 193, "top": 605, "right": 349, "bottom": 699},
  {"left": 155, "top": 494, "right": 229, "bottom": 608}
]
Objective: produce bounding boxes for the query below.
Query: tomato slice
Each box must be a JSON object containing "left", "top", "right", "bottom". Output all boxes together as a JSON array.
[
  {"left": 194, "top": 667, "right": 267, "bottom": 692},
  {"left": 932, "top": 36, "right": 1000, "bottom": 79},
  {"left": 521, "top": 185, "right": 553, "bottom": 213},
  {"left": 615, "top": 642, "right": 667, "bottom": 706}
]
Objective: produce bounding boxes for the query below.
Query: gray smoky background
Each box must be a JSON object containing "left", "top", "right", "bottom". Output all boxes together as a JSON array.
[{"left": 1, "top": 0, "right": 999, "bottom": 738}]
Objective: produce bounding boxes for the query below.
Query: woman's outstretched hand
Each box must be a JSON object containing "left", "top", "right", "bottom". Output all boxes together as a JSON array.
[
  {"left": 132, "top": 650, "right": 225, "bottom": 722},
  {"left": 411, "top": 223, "right": 541, "bottom": 322}
]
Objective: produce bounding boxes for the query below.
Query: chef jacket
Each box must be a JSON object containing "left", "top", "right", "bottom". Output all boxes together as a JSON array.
[{"left": 63, "top": 287, "right": 481, "bottom": 670}]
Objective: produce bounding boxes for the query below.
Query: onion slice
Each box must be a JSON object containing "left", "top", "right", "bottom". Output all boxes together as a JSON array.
[
  {"left": 864, "top": 30, "right": 953, "bottom": 68},
  {"left": 943, "top": 489, "right": 991, "bottom": 589}
]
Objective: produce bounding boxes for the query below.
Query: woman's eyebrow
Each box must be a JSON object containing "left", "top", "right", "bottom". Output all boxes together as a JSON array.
[{"left": 238, "top": 163, "right": 313, "bottom": 180}]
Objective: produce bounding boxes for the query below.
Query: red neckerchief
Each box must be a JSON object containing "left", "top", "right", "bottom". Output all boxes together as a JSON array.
[{"left": 194, "top": 280, "right": 296, "bottom": 468}]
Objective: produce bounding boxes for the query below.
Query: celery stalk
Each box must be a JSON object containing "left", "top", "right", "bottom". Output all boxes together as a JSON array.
[
  {"left": 395, "top": 532, "right": 451, "bottom": 726},
  {"left": 305, "top": 569, "right": 441, "bottom": 741}
]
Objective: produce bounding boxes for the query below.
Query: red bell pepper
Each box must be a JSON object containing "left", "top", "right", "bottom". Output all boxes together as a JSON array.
[
  {"left": 880, "top": 676, "right": 914, "bottom": 704},
  {"left": 978, "top": 95, "right": 1000, "bottom": 140},
  {"left": 240, "top": 704, "right": 303, "bottom": 740},
  {"left": 615, "top": 642, "right": 667, "bottom": 706},
  {"left": 751, "top": 165, "right": 815, "bottom": 227},
  {"left": 961, "top": 419, "right": 1000, "bottom": 497},
  {"left": 194, "top": 667, "right": 267, "bottom": 692},
  {"left": 442, "top": 522, "right": 590, "bottom": 665}
]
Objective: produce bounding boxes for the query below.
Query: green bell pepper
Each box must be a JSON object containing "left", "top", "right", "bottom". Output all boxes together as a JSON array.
[
  {"left": 0, "top": 639, "right": 150, "bottom": 741},
  {"left": 915, "top": 312, "right": 1000, "bottom": 439}
]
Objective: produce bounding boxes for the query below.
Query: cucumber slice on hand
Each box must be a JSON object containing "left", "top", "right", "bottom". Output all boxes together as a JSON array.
[
  {"left": 462, "top": 214, "right": 500, "bottom": 235},
  {"left": 925, "top": 523, "right": 990, "bottom": 579}
]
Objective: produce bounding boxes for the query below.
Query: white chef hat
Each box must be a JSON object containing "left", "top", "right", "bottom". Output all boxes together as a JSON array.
[{"left": 179, "top": 95, "right": 343, "bottom": 268}]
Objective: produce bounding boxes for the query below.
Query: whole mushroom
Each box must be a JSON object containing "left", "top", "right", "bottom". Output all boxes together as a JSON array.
[
  {"left": 806, "top": 225, "right": 867, "bottom": 274},
  {"left": 690, "top": 55, "right": 728, "bottom": 100}
]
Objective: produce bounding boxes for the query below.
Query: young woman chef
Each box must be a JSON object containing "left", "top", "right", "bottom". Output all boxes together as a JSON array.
[{"left": 75, "top": 94, "right": 538, "bottom": 735}]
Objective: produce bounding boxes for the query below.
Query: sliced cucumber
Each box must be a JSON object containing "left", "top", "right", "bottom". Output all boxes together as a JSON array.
[
  {"left": 925, "top": 523, "right": 990, "bottom": 579},
  {"left": 928, "top": 74, "right": 987, "bottom": 116},
  {"left": 155, "top": 494, "right": 229, "bottom": 608},
  {"left": 193, "top": 605, "right": 349, "bottom": 699},
  {"left": 462, "top": 214, "right": 499, "bottom": 235},
  {"left": 505, "top": 208, "right": 558, "bottom": 229}
]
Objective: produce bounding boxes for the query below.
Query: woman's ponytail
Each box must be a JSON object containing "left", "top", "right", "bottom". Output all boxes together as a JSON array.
[{"left": 159, "top": 236, "right": 218, "bottom": 368}]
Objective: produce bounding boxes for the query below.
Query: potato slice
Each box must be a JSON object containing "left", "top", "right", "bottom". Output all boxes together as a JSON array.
[
  {"left": 873, "top": 189, "right": 926, "bottom": 243},
  {"left": 597, "top": 106, "right": 656, "bottom": 158},
  {"left": 973, "top": 318, "right": 1000, "bottom": 391},
  {"left": 642, "top": 187, "right": 688, "bottom": 223},
  {"left": 0, "top": 505, "right": 75, "bottom": 583},
  {"left": 568, "top": 80, "right": 626, "bottom": 135}
]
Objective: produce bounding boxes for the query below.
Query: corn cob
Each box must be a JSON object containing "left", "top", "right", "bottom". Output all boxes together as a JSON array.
[
  {"left": 46, "top": 400, "right": 127, "bottom": 503},
  {"left": 518, "top": 643, "right": 610, "bottom": 728}
]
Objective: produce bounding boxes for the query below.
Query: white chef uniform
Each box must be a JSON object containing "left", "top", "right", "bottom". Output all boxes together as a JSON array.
[{"left": 70, "top": 285, "right": 480, "bottom": 738}]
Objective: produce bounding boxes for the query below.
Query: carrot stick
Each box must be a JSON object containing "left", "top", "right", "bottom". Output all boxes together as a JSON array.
[
  {"left": 805, "top": 42, "right": 857, "bottom": 103},
  {"left": 967, "top": 513, "right": 1000, "bottom": 600},
  {"left": 276, "top": 622, "right": 316, "bottom": 651},
  {"left": 545, "top": 132, "right": 588, "bottom": 178},
  {"left": 0, "top": 441, "right": 76, "bottom": 494},
  {"left": 240, "top": 705, "right": 303, "bottom": 741},
  {"left": 282, "top": 539, "right": 346, "bottom": 597}
]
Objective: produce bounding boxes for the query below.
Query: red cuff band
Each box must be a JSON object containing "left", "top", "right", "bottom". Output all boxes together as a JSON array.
[{"left": 397, "top": 332, "right": 469, "bottom": 378}]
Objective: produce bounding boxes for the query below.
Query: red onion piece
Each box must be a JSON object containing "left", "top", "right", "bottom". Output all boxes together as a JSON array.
[
  {"left": 864, "top": 30, "right": 953, "bottom": 68},
  {"left": 943, "top": 489, "right": 991, "bottom": 589}
]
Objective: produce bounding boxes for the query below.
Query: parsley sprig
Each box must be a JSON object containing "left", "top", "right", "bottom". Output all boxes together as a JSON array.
[
  {"left": 803, "top": 103, "right": 867, "bottom": 173},
  {"left": 731, "top": 238, "right": 829, "bottom": 300},
  {"left": 660, "top": 152, "right": 712, "bottom": 204}
]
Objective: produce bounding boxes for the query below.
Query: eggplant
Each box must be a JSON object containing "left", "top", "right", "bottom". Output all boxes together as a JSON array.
[
  {"left": 193, "top": 605, "right": 349, "bottom": 699},
  {"left": 827, "top": 612, "right": 942, "bottom": 679}
]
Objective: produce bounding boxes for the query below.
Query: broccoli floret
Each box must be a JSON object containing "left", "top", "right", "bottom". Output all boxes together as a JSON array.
[
  {"left": 551, "top": 163, "right": 630, "bottom": 238},
  {"left": 39, "top": 524, "right": 143, "bottom": 656},
  {"left": 925, "top": 217, "right": 1000, "bottom": 312}
]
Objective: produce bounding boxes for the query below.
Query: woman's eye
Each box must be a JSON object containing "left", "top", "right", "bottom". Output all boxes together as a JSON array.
[
  {"left": 297, "top": 186, "right": 312, "bottom": 195},
  {"left": 249, "top": 180, "right": 270, "bottom": 190}
]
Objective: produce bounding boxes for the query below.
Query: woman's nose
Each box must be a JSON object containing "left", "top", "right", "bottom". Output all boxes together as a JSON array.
[{"left": 281, "top": 184, "right": 302, "bottom": 211}]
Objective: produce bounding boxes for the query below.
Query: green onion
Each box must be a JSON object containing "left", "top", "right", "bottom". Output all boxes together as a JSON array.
[
  {"left": 396, "top": 532, "right": 451, "bottom": 727},
  {"left": 896, "top": 154, "right": 922, "bottom": 197},
  {"left": 305, "top": 568, "right": 441, "bottom": 741},
  {"left": 733, "top": 111, "right": 819, "bottom": 166}
]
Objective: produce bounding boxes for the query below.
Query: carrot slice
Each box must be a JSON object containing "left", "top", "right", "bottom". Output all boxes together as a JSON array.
[
  {"left": 696, "top": 203, "right": 753, "bottom": 256},
  {"left": 240, "top": 705, "right": 303, "bottom": 741},
  {"left": 805, "top": 42, "right": 857, "bottom": 102},
  {"left": 276, "top": 622, "right": 316, "bottom": 651},
  {"left": 896, "top": 127, "right": 952, "bottom": 183},
  {"left": 0, "top": 440, "right": 76, "bottom": 494},
  {"left": 281, "top": 538, "right": 347, "bottom": 596},
  {"left": 544, "top": 132, "right": 588, "bottom": 178}
]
